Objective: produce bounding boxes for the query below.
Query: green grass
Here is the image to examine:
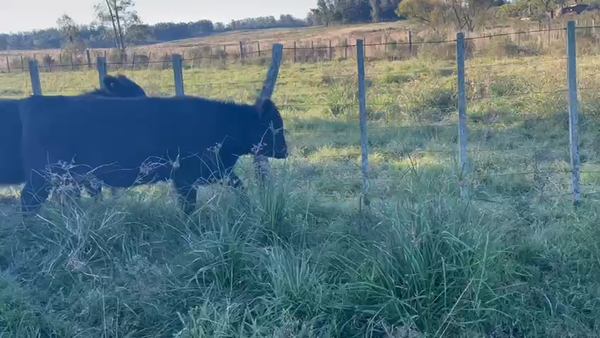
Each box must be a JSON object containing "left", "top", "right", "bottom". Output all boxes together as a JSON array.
[{"left": 2, "top": 54, "right": 600, "bottom": 337}]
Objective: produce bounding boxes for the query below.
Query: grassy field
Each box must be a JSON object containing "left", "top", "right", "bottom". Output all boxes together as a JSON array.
[{"left": 2, "top": 50, "right": 600, "bottom": 337}]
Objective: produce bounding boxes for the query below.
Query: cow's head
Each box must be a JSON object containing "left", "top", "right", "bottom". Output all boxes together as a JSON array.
[
  {"left": 102, "top": 75, "right": 147, "bottom": 98},
  {"left": 252, "top": 99, "right": 288, "bottom": 159}
]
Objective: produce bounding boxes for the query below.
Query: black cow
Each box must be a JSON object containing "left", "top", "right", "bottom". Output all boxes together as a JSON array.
[
  {"left": 0, "top": 74, "right": 147, "bottom": 198},
  {"left": 18, "top": 95, "right": 288, "bottom": 214}
]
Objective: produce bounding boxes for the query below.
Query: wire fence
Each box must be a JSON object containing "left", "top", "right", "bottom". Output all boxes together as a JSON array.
[{"left": 2, "top": 22, "right": 600, "bottom": 206}]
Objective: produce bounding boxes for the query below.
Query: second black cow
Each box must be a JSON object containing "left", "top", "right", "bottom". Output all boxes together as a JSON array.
[
  {"left": 18, "top": 95, "right": 288, "bottom": 214},
  {"left": 0, "top": 74, "right": 147, "bottom": 199}
]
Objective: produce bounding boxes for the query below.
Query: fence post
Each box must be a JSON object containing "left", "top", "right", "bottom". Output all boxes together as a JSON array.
[
  {"left": 28, "top": 60, "right": 42, "bottom": 96},
  {"left": 257, "top": 42, "right": 261, "bottom": 57},
  {"left": 5, "top": 57, "right": 9, "bottom": 73},
  {"left": 567, "top": 21, "right": 581, "bottom": 205},
  {"left": 344, "top": 40, "right": 348, "bottom": 60},
  {"left": 20, "top": 55, "right": 24, "bottom": 72},
  {"left": 253, "top": 43, "right": 284, "bottom": 183},
  {"left": 97, "top": 57, "right": 107, "bottom": 90},
  {"left": 456, "top": 32, "right": 469, "bottom": 200},
  {"left": 86, "top": 50, "right": 92, "bottom": 69},
  {"left": 408, "top": 30, "right": 413, "bottom": 58},
  {"left": 356, "top": 39, "right": 370, "bottom": 207},
  {"left": 70, "top": 53, "right": 75, "bottom": 71},
  {"left": 172, "top": 54, "right": 185, "bottom": 97},
  {"left": 293, "top": 42, "right": 297, "bottom": 63},
  {"left": 329, "top": 39, "right": 333, "bottom": 61},
  {"left": 239, "top": 41, "right": 244, "bottom": 64}
]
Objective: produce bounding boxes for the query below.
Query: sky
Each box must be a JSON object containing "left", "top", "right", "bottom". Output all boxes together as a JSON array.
[{"left": 0, "top": 0, "right": 316, "bottom": 33}]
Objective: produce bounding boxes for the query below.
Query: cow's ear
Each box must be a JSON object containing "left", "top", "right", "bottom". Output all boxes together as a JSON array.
[
  {"left": 103, "top": 76, "right": 118, "bottom": 90},
  {"left": 257, "top": 99, "right": 276, "bottom": 120}
]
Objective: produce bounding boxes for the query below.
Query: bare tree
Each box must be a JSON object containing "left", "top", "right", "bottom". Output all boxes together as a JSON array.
[
  {"left": 94, "top": 0, "right": 146, "bottom": 50},
  {"left": 56, "top": 14, "right": 86, "bottom": 55}
]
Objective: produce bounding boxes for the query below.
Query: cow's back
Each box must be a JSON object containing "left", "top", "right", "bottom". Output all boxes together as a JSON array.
[{"left": 19, "top": 96, "right": 246, "bottom": 187}]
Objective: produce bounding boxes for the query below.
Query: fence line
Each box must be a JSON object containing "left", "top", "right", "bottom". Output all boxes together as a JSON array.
[
  {"left": 4, "top": 21, "right": 600, "bottom": 206},
  {"left": 5, "top": 25, "right": 600, "bottom": 74}
]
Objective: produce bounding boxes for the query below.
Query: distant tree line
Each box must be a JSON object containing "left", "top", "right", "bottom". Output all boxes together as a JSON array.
[
  {"left": 306, "top": 0, "right": 404, "bottom": 26},
  {"left": 0, "top": 0, "right": 412, "bottom": 52},
  {"left": 0, "top": 14, "right": 307, "bottom": 51}
]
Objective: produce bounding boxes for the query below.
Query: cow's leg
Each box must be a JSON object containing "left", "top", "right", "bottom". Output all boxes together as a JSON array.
[
  {"left": 223, "top": 167, "right": 244, "bottom": 190},
  {"left": 173, "top": 179, "right": 197, "bottom": 214},
  {"left": 20, "top": 170, "right": 51, "bottom": 214},
  {"left": 84, "top": 182, "right": 103, "bottom": 201}
]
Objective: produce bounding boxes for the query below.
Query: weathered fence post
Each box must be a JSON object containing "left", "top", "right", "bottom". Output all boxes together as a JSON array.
[
  {"left": 253, "top": 43, "right": 284, "bottom": 182},
  {"left": 172, "top": 54, "right": 185, "bottom": 97},
  {"left": 329, "top": 39, "right": 333, "bottom": 61},
  {"left": 28, "top": 60, "right": 42, "bottom": 96},
  {"left": 70, "top": 53, "right": 75, "bottom": 71},
  {"left": 20, "top": 55, "right": 24, "bottom": 72},
  {"left": 344, "top": 40, "right": 348, "bottom": 60},
  {"left": 567, "top": 21, "right": 582, "bottom": 205},
  {"left": 356, "top": 39, "right": 370, "bottom": 207},
  {"left": 239, "top": 41, "right": 244, "bottom": 64},
  {"left": 97, "top": 57, "right": 107, "bottom": 90},
  {"left": 257, "top": 42, "right": 261, "bottom": 57},
  {"left": 293, "top": 42, "right": 297, "bottom": 63},
  {"left": 408, "top": 30, "right": 413, "bottom": 58},
  {"left": 457, "top": 32, "right": 469, "bottom": 200},
  {"left": 86, "top": 50, "right": 92, "bottom": 69},
  {"left": 5, "top": 56, "right": 9, "bottom": 73}
]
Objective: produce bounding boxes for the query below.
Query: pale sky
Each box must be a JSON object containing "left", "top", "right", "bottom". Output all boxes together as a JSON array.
[{"left": 0, "top": 0, "right": 316, "bottom": 33}]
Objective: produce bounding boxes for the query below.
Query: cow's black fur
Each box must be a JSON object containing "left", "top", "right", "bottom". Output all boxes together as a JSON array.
[
  {"left": 18, "top": 95, "right": 288, "bottom": 214},
  {"left": 0, "top": 75, "right": 147, "bottom": 196}
]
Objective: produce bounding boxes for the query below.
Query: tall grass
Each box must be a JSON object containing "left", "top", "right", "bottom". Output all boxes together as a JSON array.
[{"left": 2, "top": 49, "right": 600, "bottom": 337}]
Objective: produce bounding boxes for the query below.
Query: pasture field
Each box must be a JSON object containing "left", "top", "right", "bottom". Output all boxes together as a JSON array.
[{"left": 2, "top": 52, "right": 600, "bottom": 337}]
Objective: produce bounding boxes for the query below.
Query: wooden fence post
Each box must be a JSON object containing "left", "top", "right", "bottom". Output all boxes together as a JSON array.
[
  {"left": 457, "top": 32, "right": 469, "bottom": 200},
  {"left": 20, "top": 55, "right": 24, "bottom": 72},
  {"left": 293, "top": 42, "right": 297, "bottom": 63},
  {"left": 239, "top": 41, "right": 244, "bottom": 64},
  {"left": 257, "top": 42, "right": 261, "bottom": 57},
  {"left": 70, "top": 53, "right": 75, "bottom": 71},
  {"left": 172, "top": 54, "right": 185, "bottom": 97},
  {"left": 253, "top": 43, "right": 284, "bottom": 182},
  {"left": 5, "top": 57, "right": 9, "bottom": 73},
  {"left": 329, "top": 39, "right": 333, "bottom": 61},
  {"left": 28, "top": 60, "right": 42, "bottom": 96},
  {"left": 356, "top": 39, "right": 370, "bottom": 207},
  {"left": 408, "top": 30, "right": 413, "bottom": 58},
  {"left": 567, "top": 21, "right": 581, "bottom": 205},
  {"left": 86, "top": 50, "right": 92, "bottom": 69},
  {"left": 344, "top": 40, "right": 348, "bottom": 60},
  {"left": 97, "top": 57, "right": 107, "bottom": 90}
]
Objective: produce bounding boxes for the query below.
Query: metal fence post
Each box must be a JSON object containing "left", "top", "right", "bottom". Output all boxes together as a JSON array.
[
  {"left": 457, "top": 32, "right": 469, "bottom": 200},
  {"left": 172, "top": 54, "right": 185, "bottom": 97},
  {"left": 97, "top": 57, "right": 107, "bottom": 90},
  {"left": 567, "top": 21, "right": 582, "bottom": 205},
  {"left": 28, "top": 60, "right": 42, "bottom": 96},
  {"left": 356, "top": 39, "right": 370, "bottom": 207},
  {"left": 253, "top": 43, "right": 284, "bottom": 182}
]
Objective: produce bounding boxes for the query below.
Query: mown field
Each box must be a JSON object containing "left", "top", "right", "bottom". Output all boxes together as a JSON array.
[{"left": 1, "top": 51, "right": 600, "bottom": 337}]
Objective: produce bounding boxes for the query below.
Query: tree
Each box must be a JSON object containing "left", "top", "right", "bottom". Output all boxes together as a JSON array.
[
  {"left": 56, "top": 14, "right": 86, "bottom": 55},
  {"left": 370, "top": 0, "right": 381, "bottom": 22},
  {"left": 398, "top": 0, "right": 497, "bottom": 31},
  {"left": 94, "top": 0, "right": 146, "bottom": 50},
  {"left": 397, "top": 0, "right": 443, "bottom": 25}
]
